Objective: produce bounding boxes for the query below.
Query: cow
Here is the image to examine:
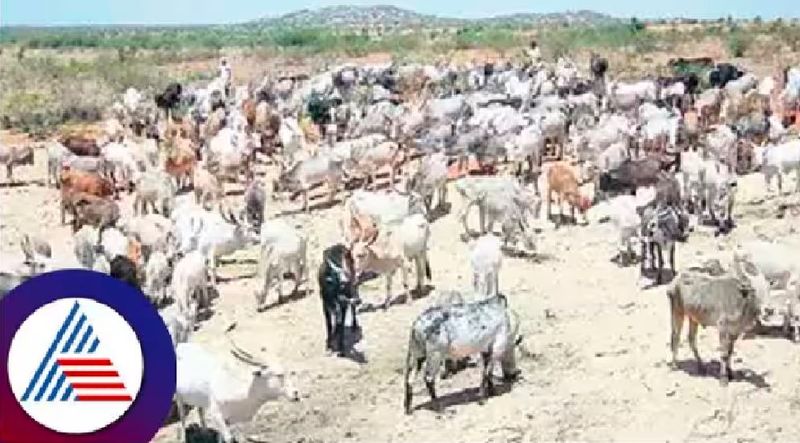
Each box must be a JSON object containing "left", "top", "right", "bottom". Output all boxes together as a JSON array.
[
  {"left": 0, "top": 144, "right": 34, "bottom": 184},
  {"left": 667, "top": 257, "right": 763, "bottom": 385},
  {"left": 545, "top": 162, "right": 591, "bottom": 226},
  {"left": 318, "top": 244, "right": 361, "bottom": 356},
  {"left": 403, "top": 293, "right": 520, "bottom": 414},
  {"left": 59, "top": 135, "right": 102, "bottom": 157}
]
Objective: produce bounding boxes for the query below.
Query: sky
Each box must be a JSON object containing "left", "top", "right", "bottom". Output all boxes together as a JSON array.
[{"left": 1, "top": 0, "right": 797, "bottom": 26}]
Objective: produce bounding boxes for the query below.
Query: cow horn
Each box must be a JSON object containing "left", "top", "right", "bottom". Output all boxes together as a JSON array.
[{"left": 226, "top": 327, "right": 268, "bottom": 368}]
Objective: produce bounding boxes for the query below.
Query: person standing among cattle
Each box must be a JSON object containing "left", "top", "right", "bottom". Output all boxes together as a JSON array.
[{"left": 219, "top": 57, "right": 232, "bottom": 97}]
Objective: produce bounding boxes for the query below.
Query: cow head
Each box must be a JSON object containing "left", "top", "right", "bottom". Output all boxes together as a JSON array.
[{"left": 228, "top": 333, "right": 300, "bottom": 402}]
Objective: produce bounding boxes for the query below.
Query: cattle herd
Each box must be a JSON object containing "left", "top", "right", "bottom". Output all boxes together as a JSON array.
[{"left": 1, "top": 52, "right": 800, "bottom": 442}]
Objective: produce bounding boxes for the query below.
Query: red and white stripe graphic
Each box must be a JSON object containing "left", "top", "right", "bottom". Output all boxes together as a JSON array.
[{"left": 56, "top": 357, "right": 132, "bottom": 402}]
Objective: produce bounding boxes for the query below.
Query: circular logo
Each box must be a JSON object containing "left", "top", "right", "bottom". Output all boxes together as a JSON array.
[
  {"left": 0, "top": 270, "right": 176, "bottom": 443},
  {"left": 8, "top": 298, "right": 144, "bottom": 434}
]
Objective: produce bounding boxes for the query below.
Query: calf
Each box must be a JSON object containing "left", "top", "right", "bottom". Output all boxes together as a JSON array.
[
  {"left": 164, "top": 143, "right": 196, "bottom": 190},
  {"left": 470, "top": 234, "right": 503, "bottom": 298},
  {"left": 403, "top": 293, "right": 519, "bottom": 414},
  {"left": 20, "top": 234, "right": 52, "bottom": 266},
  {"left": 640, "top": 204, "right": 686, "bottom": 285},
  {"left": 144, "top": 250, "right": 171, "bottom": 305},
  {"left": 351, "top": 213, "right": 431, "bottom": 309},
  {"left": 0, "top": 144, "right": 34, "bottom": 184},
  {"left": 255, "top": 219, "right": 308, "bottom": 309},
  {"left": 752, "top": 140, "right": 800, "bottom": 194},
  {"left": 171, "top": 251, "right": 210, "bottom": 328},
  {"left": 65, "top": 193, "right": 120, "bottom": 232},
  {"left": 667, "top": 258, "right": 762, "bottom": 385},
  {"left": 406, "top": 151, "right": 448, "bottom": 217},
  {"left": 192, "top": 166, "right": 223, "bottom": 209},
  {"left": 546, "top": 162, "right": 591, "bottom": 226},
  {"left": 318, "top": 244, "right": 361, "bottom": 356},
  {"left": 243, "top": 178, "right": 266, "bottom": 230},
  {"left": 134, "top": 171, "right": 176, "bottom": 216}
]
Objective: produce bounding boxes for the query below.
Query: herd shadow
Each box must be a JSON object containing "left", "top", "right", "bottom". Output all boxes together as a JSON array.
[
  {"left": 256, "top": 288, "right": 310, "bottom": 313},
  {"left": 413, "top": 379, "right": 516, "bottom": 414},
  {"left": 357, "top": 284, "right": 435, "bottom": 314},
  {"left": 671, "top": 359, "right": 771, "bottom": 389}
]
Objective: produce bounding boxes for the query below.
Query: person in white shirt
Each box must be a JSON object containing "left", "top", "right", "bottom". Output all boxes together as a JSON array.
[{"left": 218, "top": 58, "right": 232, "bottom": 96}]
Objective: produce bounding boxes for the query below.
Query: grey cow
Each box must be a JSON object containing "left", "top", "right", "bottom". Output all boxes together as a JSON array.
[
  {"left": 403, "top": 293, "right": 520, "bottom": 414},
  {"left": 667, "top": 257, "right": 763, "bottom": 385}
]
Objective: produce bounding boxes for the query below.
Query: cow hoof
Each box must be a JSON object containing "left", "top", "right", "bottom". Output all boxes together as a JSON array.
[{"left": 719, "top": 377, "right": 729, "bottom": 387}]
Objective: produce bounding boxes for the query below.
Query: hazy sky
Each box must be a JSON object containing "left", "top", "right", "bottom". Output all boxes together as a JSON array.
[{"left": 2, "top": 0, "right": 797, "bottom": 26}]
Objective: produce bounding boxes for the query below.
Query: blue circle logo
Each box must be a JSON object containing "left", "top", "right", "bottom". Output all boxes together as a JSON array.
[{"left": 0, "top": 270, "right": 176, "bottom": 443}]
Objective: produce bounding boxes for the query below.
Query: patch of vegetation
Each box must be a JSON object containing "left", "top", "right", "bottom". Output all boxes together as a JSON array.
[
  {"left": 0, "top": 55, "right": 182, "bottom": 135},
  {"left": 726, "top": 28, "right": 750, "bottom": 57},
  {"left": 539, "top": 22, "right": 656, "bottom": 59}
]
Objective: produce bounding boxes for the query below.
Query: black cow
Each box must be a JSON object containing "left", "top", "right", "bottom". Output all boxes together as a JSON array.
[
  {"left": 318, "top": 244, "right": 361, "bottom": 356},
  {"left": 110, "top": 255, "right": 140, "bottom": 290},
  {"left": 155, "top": 82, "right": 183, "bottom": 116},
  {"left": 709, "top": 63, "right": 744, "bottom": 88},
  {"left": 590, "top": 54, "right": 609, "bottom": 79}
]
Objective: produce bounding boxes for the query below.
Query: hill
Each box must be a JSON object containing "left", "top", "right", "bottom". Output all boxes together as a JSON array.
[{"left": 254, "top": 5, "right": 621, "bottom": 28}]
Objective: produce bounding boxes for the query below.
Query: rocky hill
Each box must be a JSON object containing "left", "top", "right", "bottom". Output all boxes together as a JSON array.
[{"left": 254, "top": 5, "right": 620, "bottom": 28}]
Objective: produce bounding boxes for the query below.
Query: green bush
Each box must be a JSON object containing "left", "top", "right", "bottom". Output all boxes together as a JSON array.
[{"left": 727, "top": 31, "right": 749, "bottom": 57}]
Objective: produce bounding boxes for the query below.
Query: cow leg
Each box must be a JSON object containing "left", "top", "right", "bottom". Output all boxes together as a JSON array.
[
  {"left": 669, "top": 243, "right": 676, "bottom": 275},
  {"left": 478, "top": 204, "right": 487, "bottom": 234},
  {"left": 478, "top": 350, "right": 495, "bottom": 403},
  {"left": 640, "top": 240, "right": 648, "bottom": 277},
  {"left": 175, "top": 396, "right": 188, "bottom": 443},
  {"left": 335, "top": 303, "right": 347, "bottom": 357},
  {"left": 206, "top": 401, "right": 233, "bottom": 443},
  {"left": 415, "top": 256, "right": 425, "bottom": 296},
  {"left": 688, "top": 320, "right": 704, "bottom": 374},
  {"left": 401, "top": 261, "right": 411, "bottom": 301},
  {"left": 423, "top": 354, "right": 441, "bottom": 411},
  {"left": 322, "top": 302, "right": 334, "bottom": 352},
  {"left": 256, "top": 261, "right": 272, "bottom": 309},
  {"left": 276, "top": 266, "right": 285, "bottom": 303},
  {"left": 795, "top": 166, "right": 800, "bottom": 193},
  {"left": 382, "top": 274, "right": 393, "bottom": 309},
  {"left": 670, "top": 311, "right": 684, "bottom": 367},
  {"left": 459, "top": 202, "right": 472, "bottom": 238},
  {"left": 350, "top": 302, "right": 360, "bottom": 332},
  {"left": 777, "top": 171, "right": 784, "bottom": 194},
  {"left": 655, "top": 243, "right": 664, "bottom": 284},
  {"left": 302, "top": 190, "right": 310, "bottom": 213},
  {"left": 718, "top": 332, "right": 735, "bottom": 386}
]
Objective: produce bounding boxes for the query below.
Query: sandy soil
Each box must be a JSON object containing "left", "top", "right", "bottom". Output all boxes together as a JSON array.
[{"left": 2, "top": 136, "right": 800, "bottom": 443}]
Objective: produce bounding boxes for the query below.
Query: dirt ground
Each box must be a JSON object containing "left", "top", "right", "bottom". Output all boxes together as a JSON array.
[{"left": 1, "top": 134, "right": 799, "bottom": 443}]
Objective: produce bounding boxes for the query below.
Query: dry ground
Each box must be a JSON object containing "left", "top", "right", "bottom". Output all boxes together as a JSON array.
[{"left": 1, "top": 132, "right": 799, "bottom": 443}]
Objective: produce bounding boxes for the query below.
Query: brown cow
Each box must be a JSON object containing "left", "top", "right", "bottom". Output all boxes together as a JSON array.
[
  {"left": 59, "top": 169, "right": 115, "bottom": 225},
  {"left": 59, "top": 135, "right": 101, "bottom": 156},
  {"left": 546, "top": 162, "right": 592, "bottom": 226},
  {"left": 164, "top": 139, "right": 196, "bottom": 189}
]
